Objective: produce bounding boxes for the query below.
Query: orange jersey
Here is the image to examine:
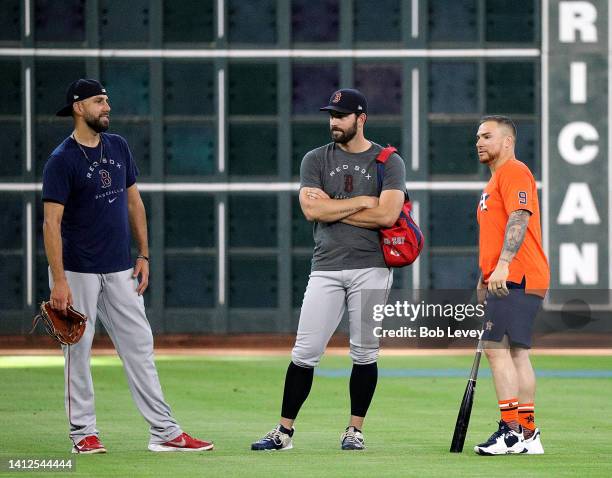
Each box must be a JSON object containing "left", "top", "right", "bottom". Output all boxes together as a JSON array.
[{"left": 477, "top": 158, "right": 549, "bottom": 295}]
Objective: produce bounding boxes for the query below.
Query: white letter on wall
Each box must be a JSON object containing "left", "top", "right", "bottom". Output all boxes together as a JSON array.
[
  {"left": 557, "top": 183, "right": 601, "bottom": 224},
  {"left": 557, "top": 122, "right": 599, "bottom": 164},
  {"left": 560, "top": 1, "right": 598, "bottom": 42},
  {"left": 570, "top": 62, "right": 587, "bottom": 103},
  {"left": 560, "top": 243, "right": 598, "bottom": 284}
]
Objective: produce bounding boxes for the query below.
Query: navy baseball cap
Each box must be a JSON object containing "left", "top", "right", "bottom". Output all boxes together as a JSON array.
[
  {"left": 320, "top": 88, "right": 368, "bottom": 114},
  {"left": 56, "top": 79, "right": 107, "bottom": 117}
]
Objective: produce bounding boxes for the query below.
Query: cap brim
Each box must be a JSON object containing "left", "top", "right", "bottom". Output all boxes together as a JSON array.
[
  {"left": 319, "top": 105, "right": 355, "bottom": 113},
  {"left": 56, "top": 104, "right": 74, "bottom": 117}
]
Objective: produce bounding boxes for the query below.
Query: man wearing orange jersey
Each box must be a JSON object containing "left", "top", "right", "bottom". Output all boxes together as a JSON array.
[{"left": 473, "top": 116, "right": 549, "bottom": 456}]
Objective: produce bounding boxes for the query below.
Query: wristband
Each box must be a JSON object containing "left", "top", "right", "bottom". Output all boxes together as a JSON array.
[{"left": 137, "top": 255, "right": 149, "bottom": 262}]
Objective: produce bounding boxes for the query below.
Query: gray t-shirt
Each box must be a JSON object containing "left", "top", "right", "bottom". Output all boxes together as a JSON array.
[{"left": 300, "top": 141, "right": 407, "bottom": 271}]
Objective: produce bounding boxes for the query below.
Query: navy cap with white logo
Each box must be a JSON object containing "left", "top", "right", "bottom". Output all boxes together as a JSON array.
[
  {"left": 320, "top": 88, "right": 368, "bottom": 114},
  {"left": 56, "top": 79, "right": 107, "bottom": 117}
]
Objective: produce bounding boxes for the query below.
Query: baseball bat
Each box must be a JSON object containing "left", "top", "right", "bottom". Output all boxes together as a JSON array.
[{"left": 449, "top": 336, "right": 484, "bottom": 453}]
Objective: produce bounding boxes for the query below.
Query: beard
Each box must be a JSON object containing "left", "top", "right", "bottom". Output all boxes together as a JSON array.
[
  {"left": 478, "top": 148, "right": 499, "bottom": 164},
  {"left": 330, "top": 119, "right": 358, "bottom": 144},
  {"left": 84, "top": 113, "right": 110, "bottom": 133}
]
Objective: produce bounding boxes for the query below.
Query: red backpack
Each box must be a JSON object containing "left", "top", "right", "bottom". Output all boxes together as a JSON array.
[{"left": 376, "top": 146, "right": 424, "bottom": 267}]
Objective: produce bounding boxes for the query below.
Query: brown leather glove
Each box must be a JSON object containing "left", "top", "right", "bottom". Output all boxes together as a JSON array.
[{"left": 31, "top": 301, "right": 87, "bottom": 345}]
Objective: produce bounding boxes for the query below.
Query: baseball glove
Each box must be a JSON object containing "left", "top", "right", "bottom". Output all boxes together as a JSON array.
[{"left": 31, "top": 301, "right": 87, "bottom": 345}]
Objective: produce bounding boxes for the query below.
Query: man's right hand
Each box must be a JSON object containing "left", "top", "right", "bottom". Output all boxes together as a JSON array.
[
  {"left": 304, "top": 187, "right": 330, "bottom": 200},
  {"left": 50, "top": 279, "right": 73, "bottom": 313}
]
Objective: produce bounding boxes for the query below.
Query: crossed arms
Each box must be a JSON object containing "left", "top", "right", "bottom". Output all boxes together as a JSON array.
[{"left": 299, "top": 186, "right": 404, "bottom": 229}]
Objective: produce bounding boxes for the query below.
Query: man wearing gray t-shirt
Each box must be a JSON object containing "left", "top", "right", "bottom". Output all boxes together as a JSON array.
[{"left": 251, "top": 89, "right": 406, "bottom": 452}]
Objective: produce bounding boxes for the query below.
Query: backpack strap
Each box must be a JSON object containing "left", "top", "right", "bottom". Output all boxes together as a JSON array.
[
  {"left": 376, "top": 145, "right": 398, "bottom": 195},
  {"left": 376, "top": 146, "right": 397, "bottom": 164}
]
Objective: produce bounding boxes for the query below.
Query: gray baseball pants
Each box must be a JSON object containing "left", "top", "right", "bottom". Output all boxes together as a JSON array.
[
  {"left": 51, "top": 269, "right": 182, "bottom": 445},
  {"left": 292, "top": 267, "right": 393, "bottom": 368}
]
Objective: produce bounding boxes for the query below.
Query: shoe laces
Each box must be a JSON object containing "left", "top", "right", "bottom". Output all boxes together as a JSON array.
[
  {"left": 488, "top": 421, "right": 511, "bottom": 441},
  {"left": 342, "top": 428, "right": 362, "bottom": 445},
  {"left": 263, "top": 426, "right": 285, "bottom": 445}
]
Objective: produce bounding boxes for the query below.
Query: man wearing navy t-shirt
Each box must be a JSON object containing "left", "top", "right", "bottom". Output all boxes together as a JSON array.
[{"left": 42, "top": 79, "right": 213, "bottom": 454}]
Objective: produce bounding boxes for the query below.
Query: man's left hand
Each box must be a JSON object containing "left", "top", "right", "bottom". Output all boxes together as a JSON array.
[
  {"left": 133, "top": 257, "right": 149, "bottom": 295},
  {"left": 487, "top": 262, "right": 509, "bottom": 297}
]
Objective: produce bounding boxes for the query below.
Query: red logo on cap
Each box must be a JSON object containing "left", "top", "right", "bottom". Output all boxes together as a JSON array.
[{"left": 332, "top": 92, "right": 342, "bottom": 103}]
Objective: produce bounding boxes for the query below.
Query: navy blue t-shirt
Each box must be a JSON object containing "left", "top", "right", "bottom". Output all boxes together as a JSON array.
[{"left": 42, "top": 133, "right": 138, "bottom": 274}]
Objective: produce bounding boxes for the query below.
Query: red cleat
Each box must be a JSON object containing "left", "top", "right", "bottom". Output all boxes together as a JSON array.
[
  {"left": 148, "top": 432, "right": 214, "bottom": 452},
  {"left": 71, "top": 435, "right": 107, "bottom": 454}
]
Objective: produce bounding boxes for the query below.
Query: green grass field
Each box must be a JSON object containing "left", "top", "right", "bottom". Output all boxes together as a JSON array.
[{"left": 1, "top": 353, "right": 611, "bottom": 477}]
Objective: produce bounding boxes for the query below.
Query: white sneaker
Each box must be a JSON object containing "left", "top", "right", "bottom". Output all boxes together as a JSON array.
[
  {"left": 474, "top": 421, "right": 527, "bottom": 455},
  {"left": 251, "top": 425, "right": 294, "bottom": 451},
  {"left": 523, "top": 428, "right": 544, "bottom": 454},
  {"left": 341, "top": 426, "right": 365, "bottom": 450}
]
